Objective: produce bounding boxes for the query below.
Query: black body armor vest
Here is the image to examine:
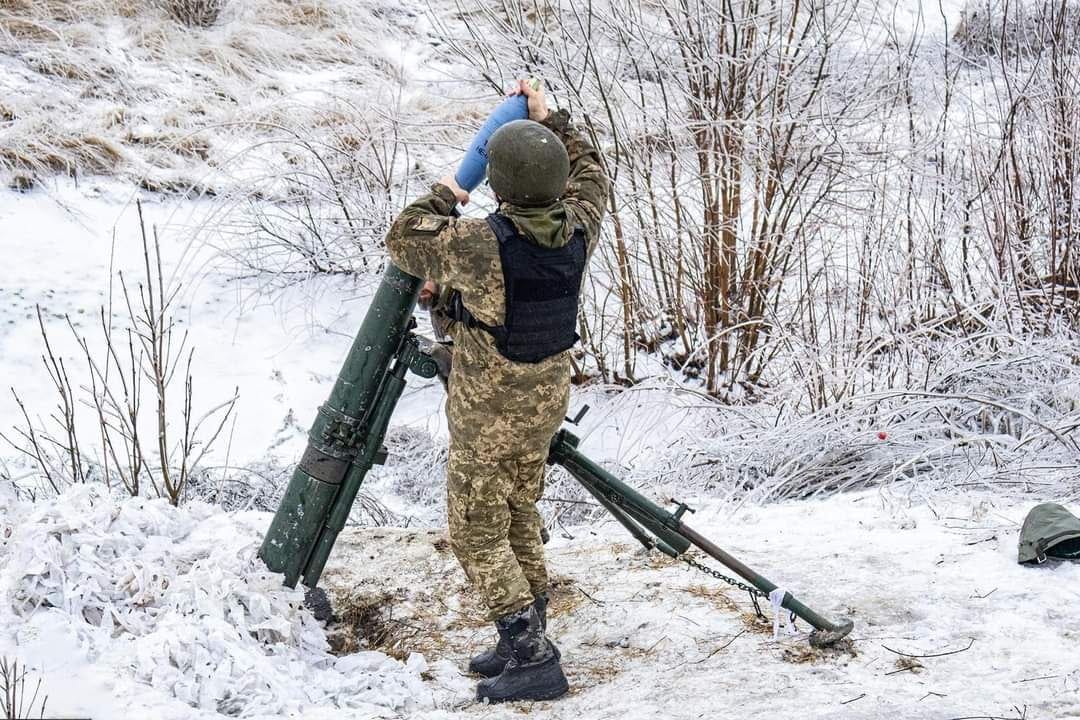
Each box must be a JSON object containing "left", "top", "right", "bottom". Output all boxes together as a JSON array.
[{"left": 449, "top": 213, "right": 586, "bottom": 363}]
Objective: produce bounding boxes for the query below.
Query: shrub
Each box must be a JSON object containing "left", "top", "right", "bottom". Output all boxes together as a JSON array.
[
  {"left": 954, "top": 0, "right": 1080, "bottom": 57},
  {"left": 165, "top": 0, "right": 225, "bottom": 28},
  {"left": 1, "top": 202, "right": 238, "bottom": 504}
]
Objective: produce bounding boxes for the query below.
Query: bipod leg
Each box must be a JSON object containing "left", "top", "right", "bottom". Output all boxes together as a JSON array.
[
  {"left": 552, "top": 441, "right": 692, "bottom": 557},
  {"left": 677, "top": 523, "right": 854, "bottom": 647},
  {"left": 570, "top": 467, "right": 683, "bottom": 559}
]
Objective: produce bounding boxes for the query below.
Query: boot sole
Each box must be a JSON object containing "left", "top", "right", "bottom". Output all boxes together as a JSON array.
[
  {"left": 478, "top": 678, "right": 569, "bottom": 704},
  {"left": 476, "top": 662, "right": 570, "bottom": 704}
]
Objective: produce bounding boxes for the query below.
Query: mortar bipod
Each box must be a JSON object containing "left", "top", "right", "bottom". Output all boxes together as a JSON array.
[{"left": 547, "top": 428, "right": 854, "bottom": 648}]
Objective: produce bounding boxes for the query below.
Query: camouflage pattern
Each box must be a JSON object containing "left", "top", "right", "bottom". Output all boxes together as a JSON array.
[
  {"left": 429, "top": 283, "right": 455, "bottom": 341},
  {"left": 385, "top": 109, "right": 609, "bottom": 619},
  {"left": 445, "top": 441, "right": 555, "bottom": 614}
]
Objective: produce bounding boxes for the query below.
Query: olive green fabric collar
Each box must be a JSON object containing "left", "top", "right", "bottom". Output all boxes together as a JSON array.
[{"left": 499, "top": 201, "right": 571, "bottom": 249}]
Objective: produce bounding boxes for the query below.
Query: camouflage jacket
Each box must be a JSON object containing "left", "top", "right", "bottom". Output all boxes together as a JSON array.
[{"left": 384, "top": 109, "right": 609, "bottom": 457}]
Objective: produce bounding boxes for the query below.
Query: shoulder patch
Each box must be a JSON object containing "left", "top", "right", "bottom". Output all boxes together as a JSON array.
[{"left": 413, "top": 216, "right": 448, "bottom": 233}]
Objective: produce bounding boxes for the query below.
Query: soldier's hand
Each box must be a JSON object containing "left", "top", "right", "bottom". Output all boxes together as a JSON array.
[
  {"left": 510, "top": 79, "right": 550, "bottom": 123},
  {"left": 437, "top": 174, "right": 470, "bottom": 206},
  {"left": 418, "top": 280, "right": 438, "bottom": 310}
]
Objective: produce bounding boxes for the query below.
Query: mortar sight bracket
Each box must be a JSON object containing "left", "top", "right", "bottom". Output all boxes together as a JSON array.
[{"left": 402, "top": 334, "right": 440, "bottom": 379}]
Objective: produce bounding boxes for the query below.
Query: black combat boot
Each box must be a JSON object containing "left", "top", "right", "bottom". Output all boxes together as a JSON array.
[
  {"left": 475, "top": 602, "right": 568, "bottom": 703},
  {"left": 469, "top": 593, "right": 551, "bottom": 677}
]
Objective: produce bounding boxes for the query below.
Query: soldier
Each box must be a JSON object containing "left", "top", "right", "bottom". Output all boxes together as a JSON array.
[{"left": 384, "top": 80, "right": 608, "bottom": 703}]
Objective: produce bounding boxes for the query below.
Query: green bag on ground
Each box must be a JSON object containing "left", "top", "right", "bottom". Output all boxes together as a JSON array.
[{"left": 1018, "top": 503, "right": 1080, "bottom": 564}]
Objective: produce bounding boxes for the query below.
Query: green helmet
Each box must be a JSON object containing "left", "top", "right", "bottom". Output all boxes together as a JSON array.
[
  {"left": 487, "top": 119, "right": 569, "bottom": 206},
  {"left": 1018, "top": 502, "right": 1080, "bottom": 563}
]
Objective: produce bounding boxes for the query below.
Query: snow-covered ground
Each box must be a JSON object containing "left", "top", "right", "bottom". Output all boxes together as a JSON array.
[{"left": 2, "top": 482, "right": 1076, "bottom": 719}]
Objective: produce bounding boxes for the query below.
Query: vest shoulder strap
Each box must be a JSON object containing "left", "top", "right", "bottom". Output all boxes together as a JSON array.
[{"left": 486, "top": 213, "right": 517, "bottom": 244}]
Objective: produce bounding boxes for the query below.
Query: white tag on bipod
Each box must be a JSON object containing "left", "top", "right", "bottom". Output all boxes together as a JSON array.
[{"left": 769, "top": 588, "right": 798, "bottom": 639}]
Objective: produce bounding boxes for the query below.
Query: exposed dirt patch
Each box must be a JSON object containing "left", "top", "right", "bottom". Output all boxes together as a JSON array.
[
  {"left": 319, "top": 526, "right": 485, "bottom": 661},
  {"left": 890, "top": 656, "right": 924, "bottom": 674},
  {"left": 316, "top": 527, "right": 617, "bottom": 667},
  {"left": 547, "top": 573, "right": 588, "bottom": 620},
  {"left": 781, "top": 638, "right": 858, "bottom": 665},
  {"left": 569, "top": 629, "right": 663, "bottom": 689},
  {"left": 324, "top": 579, "right": 480, "bottom": 661},
  {"left": 642, "top": 551, "right": 683, "bottom": 570},
  {"left": 325, "top": 589, "right": 399, "bottom": 656},
  {"left": 565, "top": 655, "right": 625, "bottom": 688}
]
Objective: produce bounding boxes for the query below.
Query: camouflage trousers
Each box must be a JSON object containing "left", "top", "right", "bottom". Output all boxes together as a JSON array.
[{"left": 446, "top": 439, "right": 550, "bottom": 620}]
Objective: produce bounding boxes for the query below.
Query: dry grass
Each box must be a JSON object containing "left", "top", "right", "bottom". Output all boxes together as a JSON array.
[
  {"left": 0, "top": 0, "right": 410, "bottom": 185},
  {"left": 54, "top": 133, "right": 125, "bottom": 171},
  {"left": 0, "top": 128, "right": 125, "bottom": 176},
  {"left": 564, "top": 656, "right": 627, "bottom": 688},
  {"left": 318, "top": 527, "right": 484, "bottom": 662},
  {"left": 569, "top": 619, "right": 664, "bottom": 688},
  {"left": 740, "top": 611, "right": 774, "bottom": 636},
  {"left": 164, "top": 0, "right": 225, "bottom": 27},
  {"left": 125, "top": 127, "right": 211, "bottom": 159},
  {"left": 683, "top": 584, "right": 741, "bottom": 614},
  {"left": 315, "top": 528, "right": 600, "bottom": 668},
  {"left": 0, "top": 0, "right": 145, "bottom": 22},
  {"left": 23, "top": 48, "right": 114, "bottom": 80},
  {"left": 891, "top": 656, "right": 925, "bottom": 674},
  {"left": 0, "top": 15, "right": 64, "bottom": 41},
  {"left": 547, "top": 573, "right": 588, "bottom": 621},
  {"left": 325, "top": 579, "right": 485, "bottom": 662},
  {"left": 266, "top": 0, "right": 339, "bottom": 29},
  {"left": 137, "top": 173, "right": 216, "bottom": 197},
  {"left": 324, "top": 589, "right": 402, "bottom": 657},
  {"left": 8, "top": 172, "right": 35, "bottom": 191}
]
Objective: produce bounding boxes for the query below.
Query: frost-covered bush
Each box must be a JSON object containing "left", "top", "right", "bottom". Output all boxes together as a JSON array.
[
  {"left": 183, "top": 461, "right": 290, "bottom": 512},
  {"left": 1, "top": 204, "right": 237, "bottom": 504},
  {"left": 164, "top": 0, "right": 225, "bottom": 27},
  {"left": 954, "top": 0, "right": 1080, "bottom": 57},
  {"left": 380, "top": 426, "right": 447, "bottom": 511},
  {"left": 611, "top": 335, "right": 1080, "bottom": 504}
]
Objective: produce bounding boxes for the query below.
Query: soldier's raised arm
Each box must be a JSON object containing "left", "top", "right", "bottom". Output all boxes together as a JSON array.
[
  {"left": 384, "top": 178, "right": 487, "bottom": 291},
  {"left": 544, "top": 111, "right": 608, "bottom": 251}
]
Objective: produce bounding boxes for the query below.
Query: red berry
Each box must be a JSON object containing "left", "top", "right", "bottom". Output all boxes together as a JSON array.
[{"left": 877, "top": 431, "right": 888, "bottom": 440}]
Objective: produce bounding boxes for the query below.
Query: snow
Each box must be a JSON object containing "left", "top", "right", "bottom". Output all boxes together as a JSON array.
[
  {"left": 335, "top": 488, "right": 1079, "bottom": 719},
  {"left": 2, "top": 480, "right": 1077, "bottom": 718},
  {"left": 0, "top": 482, "right": 432, "bottom": 719}
]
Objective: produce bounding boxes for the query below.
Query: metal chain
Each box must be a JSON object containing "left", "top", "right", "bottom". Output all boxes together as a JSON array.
[{"left": 680, "top": 554, "right": 769, "bottom": 620}]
